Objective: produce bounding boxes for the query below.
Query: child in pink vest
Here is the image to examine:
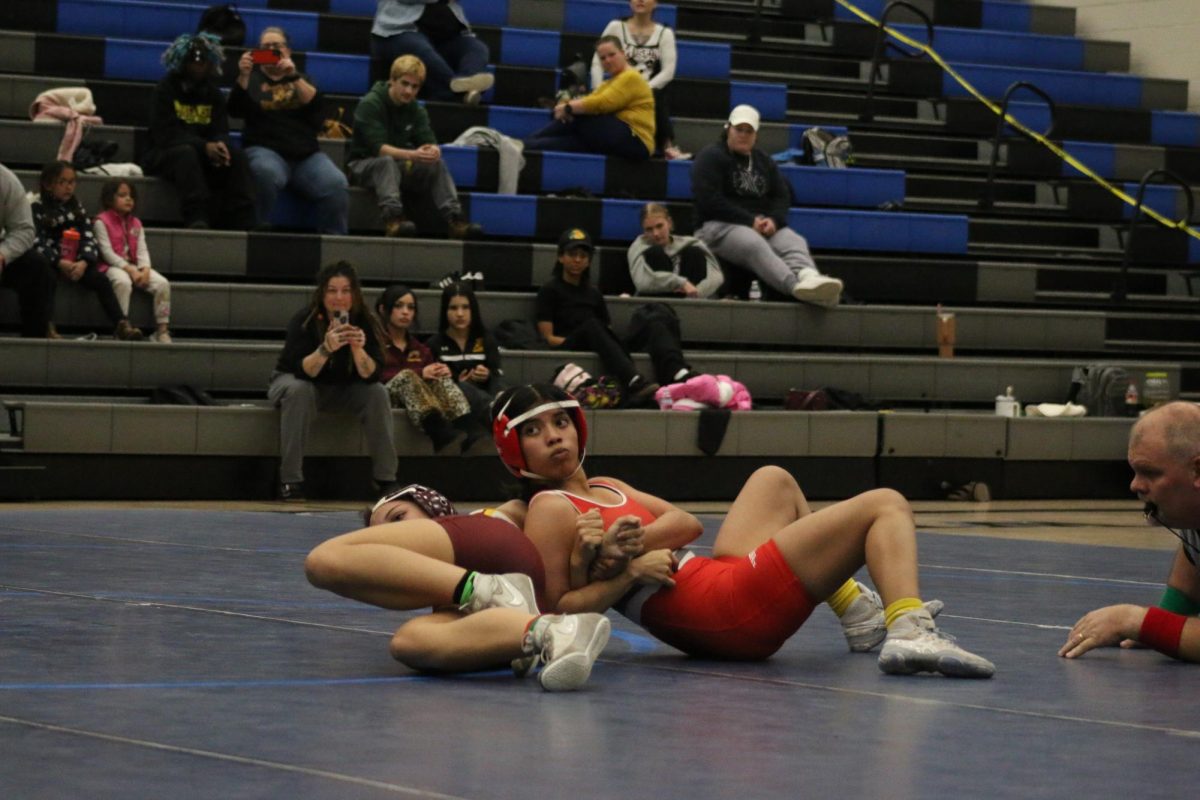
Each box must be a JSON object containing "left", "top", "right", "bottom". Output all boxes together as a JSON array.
[{"left": 93, "top": 179, "right": 173, "bottom": 342}]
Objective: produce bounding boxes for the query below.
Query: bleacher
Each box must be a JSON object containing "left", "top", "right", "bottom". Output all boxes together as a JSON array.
[{"left": 1, "top": 0, "right": 1196, "bottom": 502}]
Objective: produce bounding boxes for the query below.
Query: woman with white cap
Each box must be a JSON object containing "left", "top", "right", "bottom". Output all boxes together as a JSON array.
[{"left": 691, "top": 104, "right": 844, "bottom": 307}]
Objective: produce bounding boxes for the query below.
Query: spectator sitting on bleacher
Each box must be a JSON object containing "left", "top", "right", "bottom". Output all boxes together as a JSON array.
[
  {"left": 93, "top": 179, "right": 173, "bottom": 343},
  {"left": 427, "top": 281, "right": 508, "bottom": 427},
  {"left": 347, "top": 55, "right": 482, "bottom": 240},
  {"left": 371, "top": 0, "right": 494, "bottom": 105},
  {"left": 525, "top": 36, "right": 654, "bottom": 162},
  {"left": 267, "top": 260, "right": 398, "bottom": 503},
  {"left": 692, "top": 105, "right": 843, "bottom": 308},
  {"left": 375, "top": 284, "right": 488, "bottom": 454},
  {"left": 590, "top": 0, "right": 689, "bottom": 160},
  {"left": 141, "top": 33, "right": 256, "bottom": 231},
  {"left": 32, "top": 161, "right": 142, "bottom": 341},
  {"left": 538, "top": 228, "right": 695, "bottom": 405},
  {"left": 629, "top": 202, "right": 723, "bottom": 299},
  {"left": 228, "top": 26, "right": 349, "bottom": 235},
  {"left": 0, "top": 163, "right": 54, "bottom": 338}
]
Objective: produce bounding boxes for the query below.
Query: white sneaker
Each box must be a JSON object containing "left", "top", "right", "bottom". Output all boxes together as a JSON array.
[
  {"left": 537, "top": 613, "right": 611, "bottom": 692},
  {"left": 840, "top": 582, "right": 886, "bottom": 652},
  {"left": 450, "top": 72, "right": 495, "bottom": 95},
  {"left": 791, "top": 273, "right": 843, "bottom": 308},
  {"left": 839, "top": 583, "right": 944, "bottom": 652},
  {"left": 151, "top": 330, "right": 173, "bottom": 344},
  {"left": 458, "top": 572, "right": 538, "bottom": 615},
  {"left": 878, "top": 610, "right": 994, "bottom": 678}
]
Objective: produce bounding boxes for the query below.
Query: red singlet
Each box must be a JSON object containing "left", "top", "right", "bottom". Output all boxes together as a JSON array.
[{"left": 539, "top": 482, "right": 818, "bottom": 660}]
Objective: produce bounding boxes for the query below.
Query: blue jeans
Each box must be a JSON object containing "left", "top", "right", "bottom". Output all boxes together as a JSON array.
[
  {"left": 371, "top": 31, "right": 489, "bottom": 101},
  {"left": 244, "top": 147, "right": 349, "bottom": 234},
  {"left": 524, "top": 114, "right": 652, "bottom": 161}
]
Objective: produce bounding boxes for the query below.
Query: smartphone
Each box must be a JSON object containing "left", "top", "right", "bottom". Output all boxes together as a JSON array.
[
  {"left": 250, "top": 48, "right": 282, "bottom": 65},
  {"left": 333, "top": 310, "right": 350, "bottom": 326}
]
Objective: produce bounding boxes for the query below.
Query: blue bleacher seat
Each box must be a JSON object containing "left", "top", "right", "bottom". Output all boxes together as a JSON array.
[
  {"left": 1060, "top": 141, "right": 1116, "bottom": 179},
  {"left": 886, "top": 24, "right": 1086, "bottom": 71},
  {"left": 945, "top": 64, "right": 1143, "bottom": 109},
  {"left": 1151, "top": 111, "right": 1200, "bottom": 148}
]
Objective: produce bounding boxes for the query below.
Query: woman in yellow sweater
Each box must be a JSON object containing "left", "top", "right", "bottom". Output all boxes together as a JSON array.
[{"left": 524, "top": 36, "right": 654, "bottom": 161}]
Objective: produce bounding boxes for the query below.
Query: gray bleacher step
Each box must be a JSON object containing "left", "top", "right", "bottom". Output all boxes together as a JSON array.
[
  {"left": 969, "top": 242, "right": 1124, "bottom": 259},
  {"left": 0, "top": 434, "right": 24, "bottom": 450},
  {"left": 735, "top": 68, "right": 867, "bottom": 89},
  {"left": 907, "top": 198, "right": 1070, "bottom": 216},
  {"left": 854, "top": 154, "right": 991, "bottom": 173},
  {"left": 1105, "top": 339, "right": 1200, "bottom": 354},
  {"left": 1037, "top": 291, "right": 1198, "bottom": 308}
]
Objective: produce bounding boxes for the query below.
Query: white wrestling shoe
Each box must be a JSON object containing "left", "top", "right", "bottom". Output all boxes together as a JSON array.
[
  {"left": 878, "top": 610, "right": 994, "bottom": 679},
  {"left": 459, "top": 573, "right": 538, "bottom": 615},
  {"left": 791, "top": 273, "right": 843, "bottom": 308},
  {"left": 840, "top": 582, "right": 886, "bottom": 652},
  {"left": 840, "top": 584, "right": 945, "bottom": 653},
  {"left": 537, "top": 614, "right": 611, "bottom": 692}
]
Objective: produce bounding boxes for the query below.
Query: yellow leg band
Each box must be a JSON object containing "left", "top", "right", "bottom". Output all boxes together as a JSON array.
[
  {"left": 826, "top": 579, "right": 862, "bottom": 617},
  {"left": 884, "top": 597, "right": 924, "bottom": 628}
]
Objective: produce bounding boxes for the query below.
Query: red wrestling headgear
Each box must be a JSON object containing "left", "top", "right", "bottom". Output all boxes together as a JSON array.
[{"left": 492, "top": 387, "right": 588, "bottom": 479}]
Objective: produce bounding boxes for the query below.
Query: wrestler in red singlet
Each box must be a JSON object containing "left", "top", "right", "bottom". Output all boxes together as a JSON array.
[{"left": 534, "top": 481, "right": 819, "bottom": 660}]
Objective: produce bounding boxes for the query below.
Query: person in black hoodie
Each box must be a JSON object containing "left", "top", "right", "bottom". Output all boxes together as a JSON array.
[
  {"left": 228, "top": 26, "right": 349, "bottom": 234},
  {"left": 141, "top": 32, "right": 256, "bottom": 230},
  {"left": 691, "top": 105, "right": 842, "bottom": 307}
]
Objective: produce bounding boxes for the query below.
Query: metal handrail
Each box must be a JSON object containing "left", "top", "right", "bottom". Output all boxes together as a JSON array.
[
  {"left": 1114, "top": 169, "right": 1195, "bottom": 302},
  {"left": 979, "top": 81, "right": 1057, "bottom": 210},
  {"left": 859, "top": 1, "right": 933, "bottom": 124}
]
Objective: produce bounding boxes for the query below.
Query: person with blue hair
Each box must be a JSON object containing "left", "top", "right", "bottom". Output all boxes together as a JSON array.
[{"left": 140, "top": 32, "right": 256, "bottom": 230}]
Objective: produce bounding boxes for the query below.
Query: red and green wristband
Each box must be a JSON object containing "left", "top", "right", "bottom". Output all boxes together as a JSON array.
[
  {"left": 1139, "top": 607, "right": 1187, "bottom": 658},
  {"left": 1158, "top": 585, "right": 1200, "bottom": 615}
]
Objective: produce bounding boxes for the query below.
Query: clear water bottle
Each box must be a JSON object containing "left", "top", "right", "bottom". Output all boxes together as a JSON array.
[
  {"left": 748, "top": 280, "right": 762, "bottom": 302},
  {"left": 1143, "top": 371, "right": 1170, "bottom": 408}
]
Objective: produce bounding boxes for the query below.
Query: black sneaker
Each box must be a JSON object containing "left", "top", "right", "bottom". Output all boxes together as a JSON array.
[
  {"left": 279, "top": 482, "right": 306, "bottom": 502},
  {"left": 623, "top": 376, "right": 660, "bottom": 408}
]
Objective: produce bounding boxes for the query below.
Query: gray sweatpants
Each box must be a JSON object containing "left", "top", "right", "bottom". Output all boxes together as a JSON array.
[
  {"left": 346, "top": 156, "right": 462, "bottom": 222},
  {"left": 696, "top": 221, "right": 820, "bottom": 296},
  {"left": 267, "top": 371, "right": 397, "bottom": 485}
]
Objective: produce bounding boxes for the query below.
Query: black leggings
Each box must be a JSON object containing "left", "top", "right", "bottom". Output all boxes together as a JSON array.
[
  {"left": 1, "top": 249, "right": 53, "bottom": 336},
  {"left": 48, "top": 260, "right": 126, "bottom": 325},
  {"left": 143, "top": 143, "right": 256, "bottom": 229}
]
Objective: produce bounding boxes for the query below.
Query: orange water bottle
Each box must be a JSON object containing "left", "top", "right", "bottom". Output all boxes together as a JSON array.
[{"left": 60, "top": 228, "right": 81, "bottom": 262}]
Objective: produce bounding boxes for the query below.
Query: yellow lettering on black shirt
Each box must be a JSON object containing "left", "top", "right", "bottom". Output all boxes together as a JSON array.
[{"left": 174, "top": 100, "right": 213, "bottom": 125}]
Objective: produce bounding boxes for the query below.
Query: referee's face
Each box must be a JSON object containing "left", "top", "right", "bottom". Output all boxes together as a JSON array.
[{"left": 1129, "top": 425, "right": 1200, "bottom": 528}]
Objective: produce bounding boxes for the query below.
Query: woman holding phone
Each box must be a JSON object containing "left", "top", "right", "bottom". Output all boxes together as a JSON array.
[
  {"left": 228, "top": 25, "right": 350, "bottom": 234},
  {"left": 267, "top": 260, "right": 398, "bottom": 502}
]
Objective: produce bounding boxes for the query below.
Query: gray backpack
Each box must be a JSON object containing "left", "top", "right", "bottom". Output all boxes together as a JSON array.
[
  {"left": 1068, "top": 364, "right": 1129, "bottom": 416},
  {"left": 800, "top": 127, "right": 853, "bottom": 168}
]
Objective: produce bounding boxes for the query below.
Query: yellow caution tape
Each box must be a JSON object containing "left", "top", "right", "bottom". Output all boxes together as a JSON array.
[{"left": 833, "top": 0, "right": 1200, "bottom": 243}]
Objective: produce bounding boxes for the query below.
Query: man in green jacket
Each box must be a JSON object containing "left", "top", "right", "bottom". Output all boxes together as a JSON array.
[{"left": 347, "top": 55, "right": 481, "bottom": 239}]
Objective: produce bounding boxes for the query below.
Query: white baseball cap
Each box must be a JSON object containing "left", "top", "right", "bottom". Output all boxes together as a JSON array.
[{"left": 727, "top": 104, "right": 760, "bottom": 131}]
